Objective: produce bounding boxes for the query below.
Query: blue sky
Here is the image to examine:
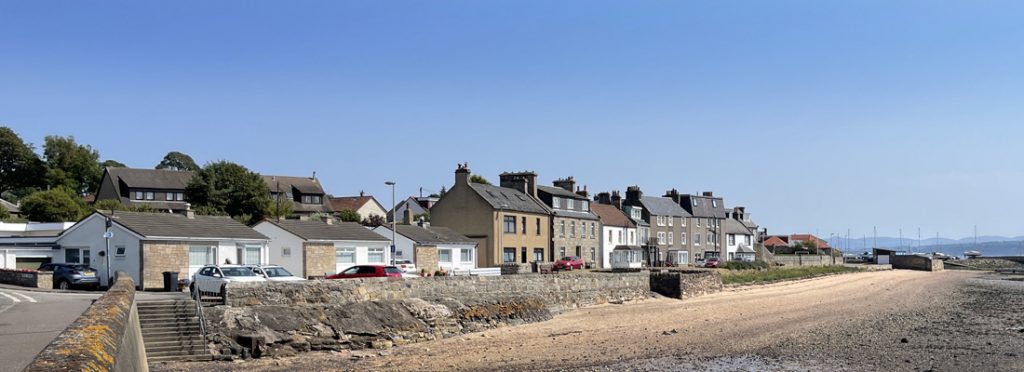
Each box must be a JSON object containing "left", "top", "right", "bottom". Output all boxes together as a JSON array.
[{"left": 2, "top": 1, "right": 1023, "bottom": 239}]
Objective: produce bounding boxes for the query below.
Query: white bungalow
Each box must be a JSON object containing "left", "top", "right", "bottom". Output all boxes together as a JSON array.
[
  {"left": 373, "top": 223, "right": 478, "bottom": 273},
  {"left": 610, "top": 245, "right": 644, "bottom": 270},
  {"left": 252, "top": 219, "right": 391, "bottom": 278}
]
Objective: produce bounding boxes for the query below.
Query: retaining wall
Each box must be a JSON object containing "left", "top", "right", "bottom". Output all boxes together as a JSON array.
[
  {"left": 0, "top": 269, "right": 52, "bottom": 289},
  {"left": 773, "top": 254, "right": 838, "bottom": 267},
  {"left": 892, "top": 255, "right": 944, "bottom": 271},
  {"left": 649, "top": 269, "right": 723, "bottom": 299},
  {"left": 25, "top": 272, "right": 147, "bottom": 372},
  {"left": 226, "top": 271, "right": 651, "bottom": 313}
]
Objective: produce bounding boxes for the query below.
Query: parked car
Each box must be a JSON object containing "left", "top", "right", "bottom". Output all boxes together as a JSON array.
[
  {"left": 325, "top": 265, "right": 402, "bottom": 279},
  {"left": 553, "top": 256, "right": 584, "bottom": 271},
  {"left": 245, "top": 265, "right": 305, "bottom": 282},
  {"left": 395, "top": 259, "right": 418, "bottom": 274},
  {"left": 704, "top": 257, "right": 721, "bottom": 268},
  {"left": 38, "top": 263, "right": 99, "bottom": 290},
  {"left": 695, "top": 258, "right": 706, "bottom": 267},
  {"left": 191, "top": 264, "right": 266, "bottom": 293}
]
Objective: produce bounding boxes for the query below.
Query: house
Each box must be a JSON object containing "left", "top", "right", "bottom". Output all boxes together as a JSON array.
[
  {"left": 372, "top": 215, "right": 477, "bottom": 273},
  {"left": 0, "top": 198, "right": 21, "bottom": 218},
  {"left": 430, "top": 164, "right": 552, "bottom": 267},
  {"left": 790, "top": 234, "right": 834, "bottom": 253},
  {"left": 724, "top": 219, "right": 756, "bottom": 261},
  {"left": 590, "top": 200, "right": 637, "bottom": 268},
  {"left": 386, "top": 196, "right": 434, "bottom": 223},
  {"left": 674, "top": 190, "right": 728, "bottom": 261},
  {"left": 329, "top": 192, "right": 387, "bottom": 222},
  {"left": 56, "top": 211, "right": 269, "bottom": 290},
  {"left": 537, "top": 177, "right": 601, "bottom": 266},
  {"left": 264, "top": 175, "right": 334, "bottom": 219},
  {"left": 762, "top": 235, "right": 790, "bottom": 251},
  {"left": 94, "top": 167, "right": 193, "bottom": 213},
  {"left": 729, "top": 206, "right": 760, "bottom": 243},
  {"left": 0, "top": 221, "right": 75, "bottom": 270},
  {"left": 252, "top": 219, "right": 391, "bottom": 278},
  {"left": 622, "top": 186, "right": 691, "bottom": 266}
]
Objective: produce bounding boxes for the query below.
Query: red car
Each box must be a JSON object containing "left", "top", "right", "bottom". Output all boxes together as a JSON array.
[
  {"left": 326, "top": 265, "right": 403, "bottom": 279},
  {"left": 704, "top": 257, "right": 721, "bottom": 268},
  {"left": 553, "top": 256, "right": 584, "bottom": 271}
]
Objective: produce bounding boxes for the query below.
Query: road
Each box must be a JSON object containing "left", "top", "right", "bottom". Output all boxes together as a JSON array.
[
  {"left": 0, "top": 287, "right": 100, "bottom": 372},
  {"left": 156, "top": 269, "right": 1024, "bottom": 371}
]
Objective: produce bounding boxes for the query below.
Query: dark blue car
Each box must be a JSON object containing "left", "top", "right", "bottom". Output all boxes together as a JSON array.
[{"left": 38, "top": 263, "right": 100, "bottom": 290}]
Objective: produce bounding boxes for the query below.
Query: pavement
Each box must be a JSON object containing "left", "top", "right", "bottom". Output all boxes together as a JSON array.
[{"left": 0, "top": 286, "right": 101, "bottom": 372}]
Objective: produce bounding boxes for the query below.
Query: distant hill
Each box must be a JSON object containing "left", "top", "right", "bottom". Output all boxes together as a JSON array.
[{"left": 833, "top": 236, "right": 1024, "bottom": 257}]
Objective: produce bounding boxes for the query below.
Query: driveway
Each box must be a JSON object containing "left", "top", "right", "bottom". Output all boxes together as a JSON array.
[{"left": 0, "top": 287, "right": 101, "bottom": 372}]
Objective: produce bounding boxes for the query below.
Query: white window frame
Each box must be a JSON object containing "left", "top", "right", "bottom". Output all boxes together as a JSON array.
[
  {"left": 439, "top": 248, "right": 452, "bottom": 263},
  {"left": 460, "top": 248, "right": 474, "bottom": 263},
  {"left": 567, "top": 199, "right": 575, "bottom": 210},
  {"left": 237, "top": 243, "right": 262, "bottom": 265},
  {"left": 282, "top": 247, "right": 292, "bottom": 257},
  {"left": 657, "top": 232, "right": 666, "bottom": 245},
  {"left": 668, "top": 232, "right": 673, "bottom": 245},
  {"left": 114, "top": 245, "right": 126, "bottom": 257},
  {"left": 165, "top": 192, "right": 173, "bottom": 201},
  {"left": 696, "top": 219, "right": 701, "bottom": 227},
  {"left": 189, "top": 245, "right": 216, "bottom": 267},
  {"left": 681, "top": 232, "right": 687, "bottom": 245},
  {"left": 145, "top": 191, "right": 154, "bottom": 200},
  {"left": 367, "top": 247, "right": 385, "bottom": 263},
  {"left": 668, "top": 216, "right": 673, "bottom": 226},
  {"left": 553, "top": 198, "right": 561, "bottom": 209},
  {"left": 134, "top": 191, "right": 144, "bottom": 200},
  {"left": 335, "top": 247, "right": 356, "bottom": 264},
  {"left": 176, "top": 192, "right": 185, "bottom": 201}
]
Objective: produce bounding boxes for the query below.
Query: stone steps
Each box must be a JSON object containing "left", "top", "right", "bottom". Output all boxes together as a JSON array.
[{"left": 137, "top": 299, "right": 211, "bottom": 365}]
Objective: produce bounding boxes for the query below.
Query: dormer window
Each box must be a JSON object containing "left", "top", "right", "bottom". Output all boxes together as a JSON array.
[
  {"left": 134, "top": 191, "right": 144, "bottom": 200},
  {"left": 581, "top": 200, "right": 589, "bottom": 211},
  {"left": 567, "top": 199, "right": 575, "bottom": 210},
  {"left": 553, "top": 198, "right": 561, "bottom": 209},
  {"left": 301, "top": 195, "right": 322, "bottom": 204},
  {"left": 712, "top": 200, "right": 718, "bottom": 208}
]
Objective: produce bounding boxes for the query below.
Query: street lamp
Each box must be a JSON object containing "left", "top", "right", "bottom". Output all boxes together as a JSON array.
[{"left": 385, "top": 181, "right": 396, "bottom": 265}]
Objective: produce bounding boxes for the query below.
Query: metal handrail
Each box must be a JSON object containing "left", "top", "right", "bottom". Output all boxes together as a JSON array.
[{"left": 191, "top": 283, "right": 208, "bottom": 346}]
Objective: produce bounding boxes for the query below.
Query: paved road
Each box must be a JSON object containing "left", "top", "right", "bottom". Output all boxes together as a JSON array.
[{"left": 0, "top": 288, "right": 100, "bottom": 372}]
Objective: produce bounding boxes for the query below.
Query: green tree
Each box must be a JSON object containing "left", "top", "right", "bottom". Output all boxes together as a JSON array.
[
  {"left": 0, "top": 204, "right": 8, "bottom": 221},
  {"left": 92, "top": 199, "right": 126, "bottom": 212},
  {"left": 0, "top": 127, "right": 46, "bottom": 195},
  {"left": 101, "top": 160, "right": 127, "bottom": 168},
  {"left": 20, "top": 187, "right": 87, "bottom": 222},
  {"left": 43, "top": 135, "right": 102, "bottom": 195},
  {"left": 185, "top": 161, "right": 270, "bottom": 224},
  {"left": 156, "top": 151, "right": 200, "bottom": 171},
  {"left": 414, "top": 212, "right": 430, "bottom": 222},
  {"left": 336, "top": 208, "right": 361, "bottom": 222},
  {"left": 361, "top": 214, "right": 386, "bottom": 227},
  {"left": 428, "top": 185, "right": 447, "bottom": 198},
  {"left": 265, "top": 195, "right": 294, "bottom": 220},
  {"left": 470, "top": 175, "right": 490, "bottom": 185}
]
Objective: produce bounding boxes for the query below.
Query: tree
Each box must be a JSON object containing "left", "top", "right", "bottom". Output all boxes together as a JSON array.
[
  {"left": 428, "top": 185, "right": 447, "bottom": 198},
  {"left": 43, "top": 135, "right": 102, "bottom": 195},
  {"left": 185, "top": 161, "right": 270, "bottom": 224},
  {"left": 101, "top": 160, "right": 126, "bottom": 168},
  {"left": 20, "top": 187, "right": 87, "bottom": 222},
  {"left": 336, "top": 208, "right": 361, "bottom": 222},
  {"left": 470, "top": 175, "right": 490, "bottom": 185},
  {"left": 265, "top": 195, "right": 294, "bottom": 220},
  {"left": 0, "top": 127, "right": 46, "bottom": 195},
  {"left": 0, "top": 204, "right": 8, "bottom": 221},
  {"left": 156, "top": 151, "right": 200, "bottom": 172},
  {"left": 92, "top": 199, "right": 126, "bottom": 212},
  {"left": 361, "top": 214, "right": 386, "bottom": 227},
  {"left": 414, "top": 212, "right": 430, "bottom": 222}
]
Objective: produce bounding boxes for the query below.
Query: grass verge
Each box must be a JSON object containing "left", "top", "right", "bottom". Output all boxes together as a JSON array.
[{"left": 720, "top": 265, "right": 862, "bottom": 285}]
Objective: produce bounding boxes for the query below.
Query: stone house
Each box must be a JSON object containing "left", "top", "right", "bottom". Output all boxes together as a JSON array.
[
  {"left": 430, "top": 164, "right": 552, "bottom": 267},
  {"left": 328, "top": 192, "right": 388, "bottom": 221},
  {"left": 263, "top": 175, "right": 334, "bottom": 219},
  {"left": 56, "top": 211, "right": 269, "bottom": 290},
  {"left": 620, "top": 186, "right": 691, "bottom": 266},
  {"left": 252, "top": 219, "right": 391, "bottom": 278},
  {"left": 537, "top": 177, "right": 601, "bottom": 267},
  {"left": 372, "top": 221, "right": 477, "bottom": 274},
  {"left": 590, "top": 201, "right": 637, "bottom": 269},
  {"left": 94, "top": 167, "right": 193, "bottom": 213},
  {"left": 673, "top": 190, "right": 728, "bottom": 261}
]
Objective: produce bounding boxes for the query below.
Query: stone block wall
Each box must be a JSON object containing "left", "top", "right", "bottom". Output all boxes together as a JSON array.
[
  {"left": 414, "top": 245, "right": 439, "bottom": 274},
  {"left": 226, "top": 271, "right": 651, "bottom": 313},
  {"left": 892, "top": 255, "right": 944, "bottom": 271},
  {"left": 772, "top": 254, "right": 837, "bottom": 267},
  {"left": 0, "top": 269, "right": 52, "bottom": 288},
  {"left": 303, "top": 242, "right": 335, "bottom": 278},
  {"left": 649, "top": 269, "right": 723, "bottom": 299},
  {"left": 141, "top": 241, "right": 188, "bottom": 290}
]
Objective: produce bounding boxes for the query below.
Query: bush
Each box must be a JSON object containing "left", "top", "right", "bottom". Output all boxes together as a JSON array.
[
  {"left": 720, "top": 265, "right": 861, "bottom": 285},
  {"left": 722, "top": 260, "right": 770, "bottom": 271}
]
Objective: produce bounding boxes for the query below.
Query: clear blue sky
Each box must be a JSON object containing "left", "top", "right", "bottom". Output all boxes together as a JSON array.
[{"left": 2, "top": 1, "right": 1023, "bottom": 239}]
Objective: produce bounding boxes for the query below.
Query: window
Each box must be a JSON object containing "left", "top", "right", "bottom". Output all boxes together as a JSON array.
[
  {"left": 668, "top": 217, "right": 673, "bottom": 226},
  {"left": 728, "top": 235, "right": 736, "bottom": 246},
  {"left": 609, "top": 231, "right": 613, "bottom": 243},
  {"left": 567, "top": 199, "right": 575, "bottom": 210},
  {"left": 713, "top": 200, "right": 718, "bottom": 208},
  {"left": 237, "top": 243, "right": 261, "bottom": 265},
  {"left": 335, "top": 247, "right": 356, "bottom": 264},
  {"left": 533, "top": 248, "right": 544, "bottom": 262},
  {"left": 694, "top": 234, "right": 701, "bottom": 246},
  {"left": 165, "top": 193, "right": 173, "bottom": 201},
  {"left": 629, "top": 230, "right": 634, "bottom": 244},
  {"left": 553, "top": 197, "right": 561, "bottom": 209},
  {"left": 439, "top": 249, "right": 452, "bottom": 263},
  {"left": 282, "top": 247, "right": 292, "bottom": 257},
  {"left": 145, "top": 191, "right": 154, "bottom": 200},
  {"left": 560, "top": 220, "right": 565, "bottom": 237},
  {"left": 536, "top": 218, "right": 541, "bottom": 235},
  {"left": 521, "top": 247, "right": 528, "bottom": 263},
  {"left": 582, "top": 200, "right": 589, "bottom": 211},
  {"left": 697, "top": 219, "right": 701, "bottom": 227},
  {"left": 707, "top": 234, "right": 713, "bottom": 246},
  {"left": 368, "top": 247, "right": 385, "bottom": 263},
  {"left": 114, "top": 245, "right": 126, "bottom": 257},
  {"left": 521, "top": 217, "right": 527, "bottom": 235},
  {"left": 504, "top": 216, "right": 516, "bottom": 233},
  {"left": 461, "top": 248, "right": 474, "bottom": 263},
  {"left": 657, "top": 216, "right": 665, "bottom": 226},
  {"left": 617, "top": 230, "right": 622, "bottom": 244},
  {"left": 176, "top": 192, "right": 185, "bottom": 201},
  {"left": 559, "top": 247, "right": 566, "bottom": 258},
  {"left": 189, "top": 246, "right": 215, "bottom": 266},
  {"left": 302, "top": 195, "right": 323, "bottom": 204},
  {"left": 590, "top": 223, "right": 596, "bottom": 238},
  {"left": 657, "top": 232, "right": 666, "bottom": 245},
  {"left": 681, "top": 218, "right": 686, "bottom": 227},
  {"left": 570, "top": 221, "right": 576, "bottom": 237},
  {"left": 668, "top": 232, "right": 674, "bottom": 245},
  {"left": 590, "top": 248, "right": 596, "bottom": 263},
  {"left": 503, "top": 248, "right": 516, "bottom": 263},
  {"left": 631, "top": 209, "right": 641, "bottom": 220},
  {"left": 681, "top": 232, "right": 687, "bottom": 245},
  {"left": 134, "top": 191, "right": 144, "bottom": 200},
  {"left": 66, "top": 248, "right": 81, "bottom": 264}
]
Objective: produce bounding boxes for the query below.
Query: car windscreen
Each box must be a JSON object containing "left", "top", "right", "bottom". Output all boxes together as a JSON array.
[
  {"left": 221, "top": 267, "right": 257, "bottom": 277},
  {"left": 384, "top": 267, "right": 402, "bottom": 275},
  {"left": 263, "top": 267, "right": 293, "bottom": 277}
]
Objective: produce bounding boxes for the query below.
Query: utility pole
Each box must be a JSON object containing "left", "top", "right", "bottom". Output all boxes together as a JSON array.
[
  {"left": 873, "top": 226, "right": 877, "bottom": 250},
  {"left": 899, "top": 228, "right": 903, "bottom": 252}
]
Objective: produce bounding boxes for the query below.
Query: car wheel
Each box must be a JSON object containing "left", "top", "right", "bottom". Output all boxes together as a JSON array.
[
  {"left": 189, "top": 283, "right": 195, "bottom": 294},
  {"left": 58, "top": 280, "right": 70, "bottom": 290}
]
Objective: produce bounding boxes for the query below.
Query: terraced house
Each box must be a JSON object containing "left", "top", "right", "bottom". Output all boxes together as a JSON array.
[
  {"left": 622, "top": 186, "right": 690, "bottom": 266},
  {"left": 536, "top": 177, "right": 601, "bottom": 266},
  {"left": 673, "top": 190, "right": 728, "bottom": 260},
  {"left": 431, "top": 164, "right": 552, "bottom": 267}
]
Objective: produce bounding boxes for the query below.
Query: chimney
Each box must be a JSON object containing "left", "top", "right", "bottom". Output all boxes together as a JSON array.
[
  {"left": 359, "top": 190, "right": 365, "bottom": 197},
  {"left": 596, "top": 192, "right": 611, "bottom": 204},
  {"left": 575, "top": 185, "right": 589, "bottom": 198},
  {"left": 499, "top": 171, "right": 538, "bottom": 198},
  {"left": 312, "top": 171, "right": 317, "bottom": 180},
  {"left": 185, "top": 203, "right": 194, "bottom": 219},
  {"left": 611, "top": 190, "right": 623, "bottom": 209},
  {"left": 403, "top": 207, "right": 415, "bottom": 225},
  {"left": 702, "top": 191, "right": 713, "bottom": 197},
  {"left": 664, "top": 188, "right": 681, "bottom": 203},
  {"left": 552, "top": 176, "right": 575, "bottom": 192},
  {"left": 625, "top": 186, "right": 643, "bottom": 202},
  {"left": 454, "top": 163, "right": 471, "bottom": 186}
]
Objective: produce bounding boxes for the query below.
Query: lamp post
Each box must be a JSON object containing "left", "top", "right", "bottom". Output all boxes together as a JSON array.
[{"left": 385, "top": 181, "right": 396, "bottom": 265}]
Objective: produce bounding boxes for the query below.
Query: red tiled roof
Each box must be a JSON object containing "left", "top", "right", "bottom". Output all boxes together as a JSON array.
[
  {"left": 763, "top": 236, "right": 789, "bottom": 247},
  {"left": 591, "top": 203, "right": 635, "bottom": 228},
  {"left": 790, "top": 234, "right": 831, "bottom": 249},
  {"left": 329, "top": 196, "right": 378, "bottom": 212}
]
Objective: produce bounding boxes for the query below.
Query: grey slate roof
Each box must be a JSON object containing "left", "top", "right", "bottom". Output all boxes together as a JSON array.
[
  {"left": 393, "top": 225, "right": 476, "bottom": 245},
  {"left": 0, "top": 198, "right": 19, "bottom": 213},
  {"left": 387, "top": 198, "right": 428, "bottom": 220},
  {"left": 100, "top": 211, "right": 267, "bottom": 240},
  {"left": 268, "top": 220, "right": 388, "bottom": 242},
  {"left": 683, "top": 195, "right": 727, "bottom": 218},
  {"left": 725, "top": 218, "right": 753, "bottom": 235},
  {"left": 108, "top": 167, "right": 193, "bottom": 190},
  {"left": 639, "top": 196, "right": 690, "bottom": 217},
  {"left": 264, "top": 175, "right": 326, "bottom": 195},
  {"left": 553, "top": 209, "right": 600, "bottom": 220},
  {"left": 537, "top": 185, "right": 586, "bottom": 200},
  {"left": 468, "top": 183, "right": 550, "bottom": 215}
]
